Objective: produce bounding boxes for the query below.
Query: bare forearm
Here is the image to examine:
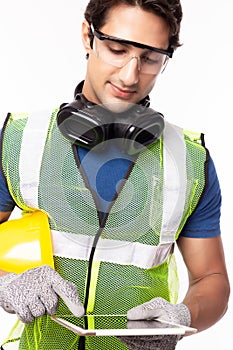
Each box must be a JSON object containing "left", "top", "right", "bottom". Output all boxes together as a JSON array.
[
  {"left": 178, "top": 236, "right": 230, "bottom": 332},
  {"left": 183, "top": 273, "right": 230, "bottom": 332}
]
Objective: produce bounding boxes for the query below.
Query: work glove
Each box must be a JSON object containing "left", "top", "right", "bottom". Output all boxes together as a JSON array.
[
  {"left": 0, "top": 265, "right": 84, "bottom": 323},
  {"left": 120, "top": 297, "right": 191, "bottom": 350}
]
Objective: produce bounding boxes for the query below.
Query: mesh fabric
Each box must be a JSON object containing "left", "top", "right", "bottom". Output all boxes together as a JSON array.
[{"left": 1, "top": 110, "right": 207, "bottom": 350}]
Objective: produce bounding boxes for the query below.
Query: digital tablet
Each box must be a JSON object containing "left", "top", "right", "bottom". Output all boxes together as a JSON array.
[{"left": 51, "top": 315, "right": 197, "bottom": 336}]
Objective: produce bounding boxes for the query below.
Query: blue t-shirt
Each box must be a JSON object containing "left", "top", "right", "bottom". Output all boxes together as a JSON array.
[{"left": 0, "top": 132, "right": 221, "bottom": 238}]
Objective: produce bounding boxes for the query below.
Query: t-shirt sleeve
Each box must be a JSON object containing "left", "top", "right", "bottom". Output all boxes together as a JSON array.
[
  {"left": 180, "top": 156, "right": 221, "bottom": 238},
  {"left": 0, "top": 128, "right": 16, "bottom": 212}
]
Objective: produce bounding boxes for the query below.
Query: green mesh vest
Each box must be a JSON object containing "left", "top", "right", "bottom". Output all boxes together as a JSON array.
[{"left": 1, "top": 109, "right": 207, "bottom": 350}]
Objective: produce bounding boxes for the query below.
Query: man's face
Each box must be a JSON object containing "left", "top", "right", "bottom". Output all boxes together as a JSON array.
[{"left": 82, "top": 4, "right": 170, "bottom": 110}]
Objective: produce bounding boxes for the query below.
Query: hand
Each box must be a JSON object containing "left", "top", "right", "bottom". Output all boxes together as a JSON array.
[
  {"left": 0, "top": 265, "right": 84, "bottom": 323},
  {"left": 119, "top": 334, "right": 180, "bottom": 350},
  {"left": 119, "top": 297, "right": 191, "bottom": 350}
]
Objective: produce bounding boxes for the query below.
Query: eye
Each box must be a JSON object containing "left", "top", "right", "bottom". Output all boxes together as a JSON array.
[
  {"left": 141, "top": 53, "right": 163, "bottom": 65},
  {"left": 108, "top": 47, "right": 126, "bottom": 55},
  {"left": 105, "top": 40, "right": 127, "bottom": 55},
  {"left": 141, "top": 56, "right": 158, "bottom": 64}
]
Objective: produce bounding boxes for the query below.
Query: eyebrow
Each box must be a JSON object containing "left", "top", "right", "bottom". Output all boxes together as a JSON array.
[{"left": 92, "top": 26, "right": 174, "bottom": 58}]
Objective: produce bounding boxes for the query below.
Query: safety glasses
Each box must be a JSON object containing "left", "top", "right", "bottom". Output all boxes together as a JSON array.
[{"left": 91, "top": 25, "right": 173, "bottom": 75}]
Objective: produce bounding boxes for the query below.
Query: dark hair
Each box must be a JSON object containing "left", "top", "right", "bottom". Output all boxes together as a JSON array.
[{"left": 84, "top": 0, "right": 183, "bottom": 50}]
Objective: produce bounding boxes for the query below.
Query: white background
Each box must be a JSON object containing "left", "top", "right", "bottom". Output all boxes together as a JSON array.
[{"left": 0, "top": 1, "right": 232, "bottom": 349}]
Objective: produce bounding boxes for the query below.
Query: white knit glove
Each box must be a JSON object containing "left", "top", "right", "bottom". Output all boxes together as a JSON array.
[
  {"left": 0, "top": 265, "right": 84, "bottom": 323},
  {"left": 120, "top": 297, "right": 191, "bottom": 350}
]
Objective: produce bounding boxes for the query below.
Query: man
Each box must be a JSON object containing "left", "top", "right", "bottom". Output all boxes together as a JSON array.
[{"left": 0, "top": 1, "right": 230, "bottom": 349}]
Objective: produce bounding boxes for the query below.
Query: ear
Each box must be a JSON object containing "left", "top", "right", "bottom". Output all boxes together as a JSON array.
[{"left": 82, "top": 20, "right": 92, "bottom": 54}]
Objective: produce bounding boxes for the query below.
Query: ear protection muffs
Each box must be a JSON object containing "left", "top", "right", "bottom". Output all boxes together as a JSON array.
[{"left": 57, "top": 93, "right": 165, "bottom": 155}]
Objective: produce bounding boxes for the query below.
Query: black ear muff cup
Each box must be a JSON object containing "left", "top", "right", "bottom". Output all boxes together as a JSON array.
[{"left": 57, "top": 94, "right": 165, "bottom": 154}]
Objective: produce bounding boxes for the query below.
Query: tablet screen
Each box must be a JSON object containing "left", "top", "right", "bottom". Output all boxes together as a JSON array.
[{"left": 51, "top": 315, "right": 197, "bottom": 336}]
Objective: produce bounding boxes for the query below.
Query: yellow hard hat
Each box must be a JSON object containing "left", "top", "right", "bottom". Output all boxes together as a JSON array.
[{"left": 0, "top": 210, "right": 54, "bottom": 273}]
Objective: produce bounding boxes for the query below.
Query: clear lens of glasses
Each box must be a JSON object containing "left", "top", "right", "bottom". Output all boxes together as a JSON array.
[{"left": 93, "top": 37, "right": 169, "bottom": 75}]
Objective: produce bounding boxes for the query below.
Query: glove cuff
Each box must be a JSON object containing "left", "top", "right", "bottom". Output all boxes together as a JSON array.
[
  {"left": 0, "top": 273, "right": 18, "bottom": 292},
  {"left": 175, "top": 303, "right": 191, "bottom": 327}
]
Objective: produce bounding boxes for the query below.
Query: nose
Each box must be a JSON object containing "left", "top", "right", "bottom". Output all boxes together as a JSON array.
[{"left": 118, "top": 56, "right": 140, "bottom": 86}]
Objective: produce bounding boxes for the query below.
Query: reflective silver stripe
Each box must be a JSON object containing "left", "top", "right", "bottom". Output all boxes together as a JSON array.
[
  {"left": 52, "top": 230, "right": 174, "bottom": 269},
  {"left": 160, "top": 122, "right": 187, "bottom": 243},
  {"left": 19, "top": 110, "right": 52, "bottom": 208}
]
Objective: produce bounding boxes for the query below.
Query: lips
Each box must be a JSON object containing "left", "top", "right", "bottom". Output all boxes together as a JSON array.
[{"left": 109, "top": 82, "right": 136, "bottom": 99}]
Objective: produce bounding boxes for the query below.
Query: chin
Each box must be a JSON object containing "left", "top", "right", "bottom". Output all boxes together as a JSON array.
[{"left": 101, "top": 100, "right": 136, "bottom": 113}]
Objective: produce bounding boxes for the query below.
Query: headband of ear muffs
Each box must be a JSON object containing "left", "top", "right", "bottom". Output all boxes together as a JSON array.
[{"left": 57, "top": 93, "right": 165, "bottom": 155}]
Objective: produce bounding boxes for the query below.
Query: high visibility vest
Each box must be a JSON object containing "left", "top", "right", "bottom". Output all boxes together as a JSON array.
[{"left": 1, "top": 109, "right": 207, "bottom": 350}]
